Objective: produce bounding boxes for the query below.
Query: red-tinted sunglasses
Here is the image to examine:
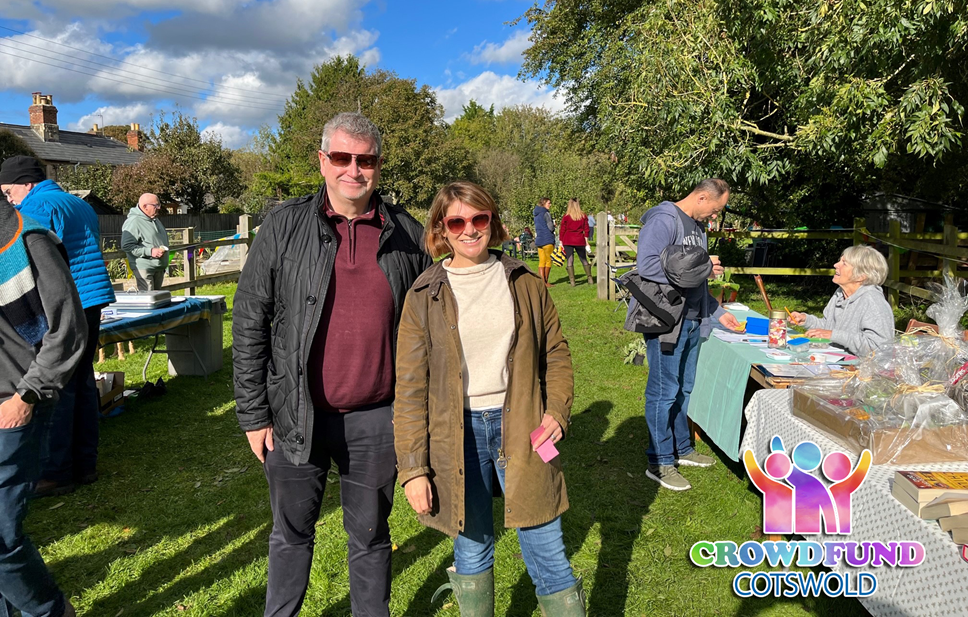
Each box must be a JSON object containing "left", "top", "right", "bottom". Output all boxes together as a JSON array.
[
  {"left": 324, "top": 151, "right": 381, "bottom": 170},
  {"left": 442, "top": 211, "right": 492, "bottom": 235}
]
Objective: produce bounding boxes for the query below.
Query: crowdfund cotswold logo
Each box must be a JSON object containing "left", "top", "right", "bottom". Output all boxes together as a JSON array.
[{"left": 689, "top": 436, "right": 925, "bottom": 598}]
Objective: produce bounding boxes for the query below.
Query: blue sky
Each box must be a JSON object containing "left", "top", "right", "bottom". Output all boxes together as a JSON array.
[{"left": 0, "top": 0, "right": 563, "bottom": 148}]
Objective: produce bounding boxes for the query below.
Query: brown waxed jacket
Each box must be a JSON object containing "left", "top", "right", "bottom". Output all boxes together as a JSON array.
[{"left": 394, "top": 252, "right": 574, "bottom": 537}]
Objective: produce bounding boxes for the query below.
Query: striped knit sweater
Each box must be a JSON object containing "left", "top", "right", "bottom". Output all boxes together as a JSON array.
[{"left": 0, "top": 207, "right": 63, "bottom": 346}]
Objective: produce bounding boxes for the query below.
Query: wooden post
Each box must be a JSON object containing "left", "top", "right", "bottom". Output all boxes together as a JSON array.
[
  {"left": 238, "top": 215, "right": 252, "bottom": 271},
  {"left": 888, "top": 219, "right": 900, "bottom": 308},
  {"left": 853, "top": 217, "right": 865, "bottom": 247},
  {"left": 908, "top": 213, "right": 926, "bottom": 272},
  {"left": 596, "top": 212, "right": 609, "bottom": 300},
  {"left": 608, "top": 219, "right": 618, "bottom": 300},
  {"left": 183, "top": 227, "right": 196, "bottom": 296},
  {"left": 943, "top": 223, "right": 958, "bottom": 281}
]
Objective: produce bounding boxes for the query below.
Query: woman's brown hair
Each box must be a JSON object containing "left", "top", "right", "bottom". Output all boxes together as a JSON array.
[{"left": 424, "top": 181, "right": 510, "bottom": 259}]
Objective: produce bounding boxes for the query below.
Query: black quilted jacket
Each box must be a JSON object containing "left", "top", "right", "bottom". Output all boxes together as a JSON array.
[{"left": 232, "top": 187, "right": 431, "bottom": 465}]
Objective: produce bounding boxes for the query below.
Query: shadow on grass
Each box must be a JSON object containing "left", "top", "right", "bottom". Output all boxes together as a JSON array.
[
  {"left": 28, "top": 359, "right": 294, "bottom": 615},
  {"left": 556, "top": 399, "right": 659, "bottom": 616}
]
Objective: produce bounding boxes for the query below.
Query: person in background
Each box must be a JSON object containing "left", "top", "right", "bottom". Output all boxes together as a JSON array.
[
  {"left": 560, "top": 198, "right": 594, "bottom": 286},
  {"left": 233, "top": 112, "right": 430, "bottom": 617},
  {"left": 501, "top": 223, "right": 517, "bottom": 258},
  {"left": 0, "top": 196, "right": 85, "bottom": 617},
  {"left": 588, "top": 212, "right": 596, "bottom": 244},
  {"left": 395, "top": 181, "right": 585, "bottom": 615},
  {"left": 789, "top": 245, "right": 894, "bottom": 357},
  {"left": 516, "top": 226, "right": 533, "bottom": 256},
  {"left": 121, "top": 193, "right": 169, "bottom": 291},
  {"left": 0, "top": 155, "right": 115, "bottom": 497},
  {"left": 533, "top": 197, "right": 556, "bottom": 287}
]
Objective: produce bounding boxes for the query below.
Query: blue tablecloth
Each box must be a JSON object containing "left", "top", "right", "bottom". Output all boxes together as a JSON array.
[{"left": 98, "top": 297, "right": 213, "bottom": 346}]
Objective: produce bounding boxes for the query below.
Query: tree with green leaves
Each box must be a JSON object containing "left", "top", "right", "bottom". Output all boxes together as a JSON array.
[
  {"left": 143, "top": 112, "right": 243, "bottom": 212},
  {"left": 263, "top": 55, "right": 472, "bottom": 209},
  {"left": 58, "top": 162, "right": 116, "bottom": 203},
  {"left": 520, "top": 0, "right": 968, "bottom": 224},
  {"left": 0, "top": 129, "right": 36, "bottom": 163}
]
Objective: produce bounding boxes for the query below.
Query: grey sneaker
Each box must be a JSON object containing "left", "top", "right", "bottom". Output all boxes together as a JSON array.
[
  {"left": 676, "top": 451, "right": 716, "bottom": 468},
  {"left": 646, "top": 465, "right": 692, "bottom": 491}
]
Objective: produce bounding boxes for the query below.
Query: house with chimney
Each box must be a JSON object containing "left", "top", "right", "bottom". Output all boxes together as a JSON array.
[{"left": 0, "top": 92, "right": 144, "bottom": 181}]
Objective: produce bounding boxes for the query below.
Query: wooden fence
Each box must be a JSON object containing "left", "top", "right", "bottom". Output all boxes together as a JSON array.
[
  {"left": 595, "top": 212, "right": 967, "bottom": 305},
  {"left": 104, "top": 215, "right": 253, "bottom": 295}
]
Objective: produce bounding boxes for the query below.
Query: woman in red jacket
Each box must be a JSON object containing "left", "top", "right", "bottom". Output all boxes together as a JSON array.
[{"left": 559, "top": 198, "right": 593, "bottom": 286}]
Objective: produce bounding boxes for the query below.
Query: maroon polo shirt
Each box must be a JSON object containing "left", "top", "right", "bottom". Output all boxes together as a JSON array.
[{"left": 307, "top": 194, "right": 395, "bottom": 412}]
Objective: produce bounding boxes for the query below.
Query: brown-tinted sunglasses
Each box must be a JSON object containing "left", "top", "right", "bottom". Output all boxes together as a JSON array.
[{"left": 324, "top": 151, "right": 381, "bottom": 170}]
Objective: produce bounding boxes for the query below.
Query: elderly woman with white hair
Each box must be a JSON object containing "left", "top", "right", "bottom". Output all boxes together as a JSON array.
[{"left": 789, "top": 245, "right": 895, "bottom": 356}]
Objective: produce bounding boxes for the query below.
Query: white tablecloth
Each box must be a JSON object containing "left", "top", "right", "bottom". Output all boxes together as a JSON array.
[{"left": 741, "top": 389, "right": 968, "bottom": 617}]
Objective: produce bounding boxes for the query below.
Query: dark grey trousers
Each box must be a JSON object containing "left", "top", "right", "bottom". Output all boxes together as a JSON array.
[{"left": 263, "top": 404, "right": 395, "bottom": 617}]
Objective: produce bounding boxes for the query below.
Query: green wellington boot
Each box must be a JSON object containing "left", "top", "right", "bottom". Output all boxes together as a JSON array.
[
  {"left": 583, "top": 261, "right": 595, "bottom": 284},
  {"left": 537, "top": 577, "right": 586, "bottom": 616},
  {"left": 432, "top": 567, "right": 494, "bottom": 616},
  {"left": 567, "top": 265, "right": 576, "bottom": 286}
]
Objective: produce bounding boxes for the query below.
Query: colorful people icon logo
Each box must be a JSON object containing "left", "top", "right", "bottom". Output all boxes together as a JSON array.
[{"left": 743, "top": 436, "right": 871, "bottom": 535}]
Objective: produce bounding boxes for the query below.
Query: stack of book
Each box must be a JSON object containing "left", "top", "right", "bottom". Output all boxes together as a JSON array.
[{"left": 893, "top": 471, "right": 968, "bottom": 545}]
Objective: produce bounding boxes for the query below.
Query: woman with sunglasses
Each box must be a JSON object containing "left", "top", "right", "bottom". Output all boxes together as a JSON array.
[{"left": 394, "top": 181, "right": 584, "bottom": 615}]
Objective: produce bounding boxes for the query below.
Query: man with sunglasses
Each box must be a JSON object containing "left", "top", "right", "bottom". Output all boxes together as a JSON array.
[{"left": 233, "top": 112, "right": 431, "bottom": 617}]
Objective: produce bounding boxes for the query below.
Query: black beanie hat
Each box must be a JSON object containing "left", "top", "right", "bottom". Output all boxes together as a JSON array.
[{"left": 0, "top": 155, "right": 46, "bottom": 185}]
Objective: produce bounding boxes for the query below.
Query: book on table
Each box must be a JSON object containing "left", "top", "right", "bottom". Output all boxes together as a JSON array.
[
  {"left": 892, "top": 481, "right": 927, "bottom": 517},
  {"left": 893, "top": 471, "right": 968, "bottom": 502},
  {"left": 939, "top": 512, "right": 968, "bottom": 532},
  {"left": 920, "top": 496, "right": 968, "bottom": 520},
  {"left": 952, "top": 527, "right": 968, "bottom": 545}
]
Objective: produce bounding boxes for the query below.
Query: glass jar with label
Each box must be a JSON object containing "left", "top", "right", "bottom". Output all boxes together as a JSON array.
[{"left": 768, "top": 310, "right": 787, "bottom": 349}]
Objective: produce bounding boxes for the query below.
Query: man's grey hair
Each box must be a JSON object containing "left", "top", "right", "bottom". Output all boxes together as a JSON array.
[
  {"left": 692, "top": 178, "right": 730, "bottom": 198},
  {"left": 841, "top": 245, "right": 889, "bottom": 286},
  {"left": 320, "top": 113, "right": 383, "bottom": 157}
]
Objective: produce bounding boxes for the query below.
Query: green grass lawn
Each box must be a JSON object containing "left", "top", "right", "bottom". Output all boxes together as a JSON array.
[{"left": 26, "top": 273, "right": 868, "bottom": 616}]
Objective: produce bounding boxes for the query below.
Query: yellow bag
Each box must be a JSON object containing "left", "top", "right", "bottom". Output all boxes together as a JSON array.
[{"left": 551, "top": 244, "right": 566, "bottom": 267}]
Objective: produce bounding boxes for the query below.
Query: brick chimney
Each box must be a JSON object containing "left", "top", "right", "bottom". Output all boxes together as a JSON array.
[
  {"left": 127, "top": 123, "right": 142, "bottom": 151},
  {"left": 29, "top": 92, "right": 59, "bottom": 142}
]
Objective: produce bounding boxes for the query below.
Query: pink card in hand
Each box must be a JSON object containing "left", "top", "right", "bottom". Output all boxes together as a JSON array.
[{"left": 530, "top": 427, "right": 559, "bottom": 463}]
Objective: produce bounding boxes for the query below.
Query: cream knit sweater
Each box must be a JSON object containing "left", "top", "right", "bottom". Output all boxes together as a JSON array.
[{"left": 442, "top": 255, "right": 515, "bottom": 410}]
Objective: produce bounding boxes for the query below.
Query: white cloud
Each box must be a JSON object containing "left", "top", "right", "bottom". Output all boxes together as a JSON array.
[
  {"left": 201, "top": 122, "right": 253, "bottom": 149},
  {"left": 434, "top": 72, "right": 565, "bottom": 122},
  {"left": 468, "top": 30, "right": 530, "bottom": 65},
  {"left": 147, "top": 0, "right": 368, "bottom": 51},
  {"left": 0, "top": 12, "right": 382, "bottom": 132},
  {"left": 69, "top": 103, "right": 155, "bottom": 132}
]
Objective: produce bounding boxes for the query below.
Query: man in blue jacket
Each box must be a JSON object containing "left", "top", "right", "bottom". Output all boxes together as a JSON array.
[
  {"left": 0, "top": 155, "right": 116, "bottom": 496},
  {"left": 633, "top": 178, "right": 740, "bottom": 491}
]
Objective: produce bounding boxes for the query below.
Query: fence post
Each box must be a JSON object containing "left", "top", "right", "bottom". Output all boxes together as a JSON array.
[
  {"left": 853, "top": 217, "right": 865, "bottom": 246},
  {"left": 943, "top": 223, "right": 958, "bottom": 280},
  {"left": 238, "top": 215, "right": 252, "bottom": 272},
  {"left": 183, "top": 227, "right": 196, "bottom": 296},
  {"left": 608, "top": 218, "right": 618, "bottom": 301},
  {"left": 888, "top": 219, "right": 900, "bottom": 308},
  {"left": 596, "top": 212, "right": 608, "bottom": 300}
]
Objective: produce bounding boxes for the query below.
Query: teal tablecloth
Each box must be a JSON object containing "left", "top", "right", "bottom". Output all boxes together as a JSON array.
[{"left": 687, "top": 309, "right": 775, "bottom": 461}]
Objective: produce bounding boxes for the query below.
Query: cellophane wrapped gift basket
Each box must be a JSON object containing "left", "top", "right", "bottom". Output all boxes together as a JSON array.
[{"left": 792, "top": 275, "right": 968, "bottom": 464}]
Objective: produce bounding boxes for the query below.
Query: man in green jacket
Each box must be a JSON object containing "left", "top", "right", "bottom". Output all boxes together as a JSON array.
[{"left": 121, "top": 193, "right": 169, "bottom": 291}]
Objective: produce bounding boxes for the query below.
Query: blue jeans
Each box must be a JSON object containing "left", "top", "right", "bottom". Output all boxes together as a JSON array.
[
  {"left": 644, "top": 319, "right": 700, "bottom": 466},
  {"left": 0, "top": 406, "right": 67, "bottom": 617},
  {"left": 454, "top": 408, "right": 575, "bottom": 597}
]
